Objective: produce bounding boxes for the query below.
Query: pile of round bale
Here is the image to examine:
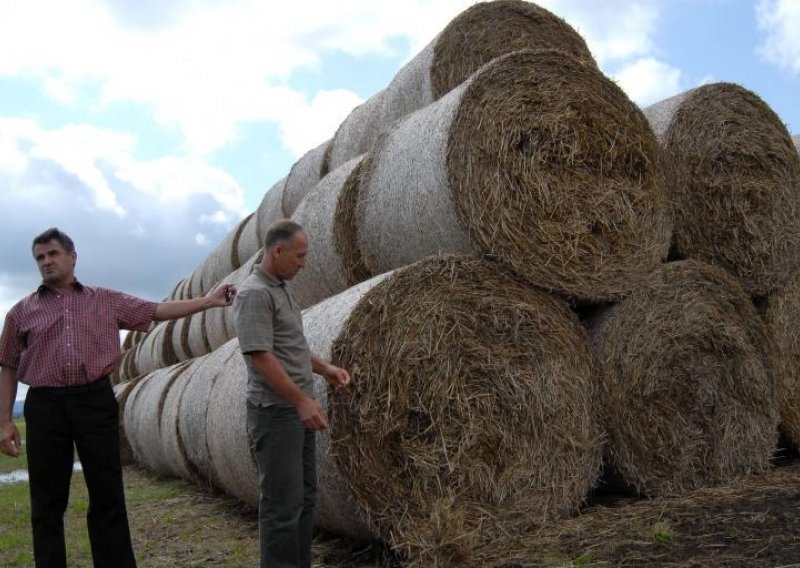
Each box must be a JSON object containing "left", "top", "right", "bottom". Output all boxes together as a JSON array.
[{"left": 116, "top": 1, "right": 800, "bottom": 565}]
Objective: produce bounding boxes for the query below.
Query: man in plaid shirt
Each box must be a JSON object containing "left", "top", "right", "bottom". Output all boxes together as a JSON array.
[{"left": 0, "top": 227, "right": 236, "bottom": 568}]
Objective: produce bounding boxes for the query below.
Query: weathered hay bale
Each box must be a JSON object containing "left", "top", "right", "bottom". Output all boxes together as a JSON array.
[
  {"left": 307, "top": 255, "right": 601, "bottom": 564},
  {"left": 158, "top": 360, "right": 201, "bottom": 482},
  {"left": 587, "top": 260, "right": 778, "bottom": 497},
  {"left": 359, "top": 48, "right": 668, "bottom": 302},
  {"left": 123, "top": 363, "right": 192, "bottom": 476},
  {"left": 187, "top": 310, "right": 212, "bottom": 361},
  {"left": 205, "top": 251, "right": 261, "bottom": 350},
  {"left": 764, "top": 266, "right": 800, "bottom": 451},
  {"left": 793, "top": 133, "right": 799, "bottom": 150},
  {"left": 206, "top": 341, "right": 259, "bottom": 509},
  {"left": 234, "top": 212, "right": 260, "bottom": 267},
  {"left": 177, "top": 339, "right": 240, "bottom": 487},
  {"left": 114, "top": 378, "right": 142, "bottom": 466},
  {"left": 256, "top": 176, "right": 287, "bottom": 244},
  {"left": 643, "top": 83, "right": 800, "bottom": 295},
  {"left": 282, "top": 140, "right": 331, "bottom": 217},
  {"left": 326, "top": 0, "right": 595, "bottom": 172},
  {"left": 128, "top": 320, "right": 179, "bottom": 377},
  {"left": 290, "top": 155, "right": 366, "bottom": 308},
  {"left": 327, "top": 95, "right": 386, "bottom": 171}
]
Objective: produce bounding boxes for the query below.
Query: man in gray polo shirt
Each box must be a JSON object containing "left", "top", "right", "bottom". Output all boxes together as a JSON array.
[{"left": 234, "top": 219, "right": 351, "bottom": 568}]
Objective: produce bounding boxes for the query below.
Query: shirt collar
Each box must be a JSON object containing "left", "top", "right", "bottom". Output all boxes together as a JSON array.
[
  {"left": 37, "top": 280, "right": 85, "bottom": 296},
  {"left": 254, "top": 266, "right": 284, "bottom": 288}
]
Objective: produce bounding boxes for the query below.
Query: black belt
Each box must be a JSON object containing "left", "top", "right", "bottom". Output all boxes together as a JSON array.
[{"left": 31, "top": 375, "right": 110, "bottom": 395}]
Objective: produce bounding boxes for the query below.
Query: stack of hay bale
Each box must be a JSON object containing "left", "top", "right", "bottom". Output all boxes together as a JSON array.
[{"left": 117, "top": 1, "right": 800, "bottom": 565}]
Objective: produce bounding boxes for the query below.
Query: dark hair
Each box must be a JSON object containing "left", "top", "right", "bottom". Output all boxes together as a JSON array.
[
  {"left": 32, "top": 227, "right": 75, "bottom": 255},
  {"left": 264, "top": 219, "right": 303, "bottom": 250}
]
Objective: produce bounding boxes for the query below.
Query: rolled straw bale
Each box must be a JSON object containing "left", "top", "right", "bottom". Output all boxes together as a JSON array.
[
  {"left": 327, "top": 95, "right": 385, "bottom": 171},
  {"left": 177, "top": 339, "right": 240, "bottom": 487},
  {"left": 587, "top": 260, "right": 778, "bottom": 497},
  {"left": 171, "top": 316, "right": 193, "bottom": 362},
  {"left": 283, "top": 140, "right": 331, "bottom": 217},
  {"left": 359, "top": 48, "right": 669, "bottom": 302},
  {"left": 308, "top": 255, "right": 602, "bottom": 564},
  {"left": 129, "top": 320, "right": 179, "bottom": 377},
  {"left": 187, "top": 310, "right": 212, "bottom": 360},
  {"left": 206, "top": 343, "right": 259, "bottom": 508},
  {"left": 205, "top": 251, "right": 261, "bottom": 350},
  {"left": 290, "top": 155, "right": 366, "bottom": 308},
  {"left": 256, "top": 176, "right": 287, "bottom": 244},
  {"left": 123, "top": 363, "right": 192, "bottom": 476},
  {"left": 158, "top": 360, "right": 201, "bottom": 482},
  {"left": 643, "top": 83, "right": 800, "bottom": 295},
  {"left": 234, "top": 212, "right": 260, "bottom": 267},
  {"left": 764, "top": 266, "right": 800, "bottom": 451},
  {"left": 114, "top": 378, "right": 142, "bottom": 465},
  {"left": 326, "top": 0, "right": 595, "bottom": 172}
]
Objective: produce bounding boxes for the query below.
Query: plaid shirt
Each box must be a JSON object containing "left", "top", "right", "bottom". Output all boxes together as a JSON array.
[{"left": 0, "top": 281, "right": 157, "bottom": 387}]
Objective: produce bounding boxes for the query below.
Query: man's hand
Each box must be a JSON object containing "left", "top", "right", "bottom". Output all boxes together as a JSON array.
[
  {"left": 296, "top": 397, "right": 328, "bottom": 431},
  {"left": 0, "top": 421, "right": 21, "bottom": 457},
  {"left": 206, "top": 283, "right": 237, "bottom": 308},
  {"left": 321, "top": 363, "right": 352, "bottom": 390}
]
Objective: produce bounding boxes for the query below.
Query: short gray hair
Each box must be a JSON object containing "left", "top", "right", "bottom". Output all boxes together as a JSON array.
[{"left": 264, "top": 219, "right": 304, "bottom": 250}]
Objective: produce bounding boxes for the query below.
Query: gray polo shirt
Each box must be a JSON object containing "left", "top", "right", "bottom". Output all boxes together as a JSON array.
[{"left": 234, "top": 266, "right": 313, "bottom": 407}]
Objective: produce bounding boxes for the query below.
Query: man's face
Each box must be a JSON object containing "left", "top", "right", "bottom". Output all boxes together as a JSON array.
[
  {"left": 33, "top": 240, "right": 76, "bottom": 286},
  {"left": 274, "top": 231, "right": 308, "bottom": 281}
]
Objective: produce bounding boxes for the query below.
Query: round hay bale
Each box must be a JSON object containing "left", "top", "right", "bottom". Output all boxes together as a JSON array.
[
  {"left": 234, "top": 212, "right": 260, "bottom": 268},
  {"left": 114, "top": 378, "right": 143, "bottom": 466},
  {"left": 177, "top": 340, "right": 240, "bottom": 487},
  {"left": 158, "top": 359, "right": 202, "bottom": 483},
  {"left": 327, "top": 95, "right": 385, "bottom": 172},
  {"left": 308, "top": 255, "right": 601, "bottom": 564},
  {"left": 792, "top": 133, "right": 799, "bottom": 151},
  {"left": 333, "top": 156, "right": 374, "bottom": 287},
  {"left": 643, "top": 83, "right": 800, "bottom": 295},
  {"left": 206, "top": 340, "right": 259, "bottom": 509},
  {"left": 197, "top": 226, "right": 240, "bottom": 296},
  {"left": 290, "top": 155, "right": 366, "bottom": 308},
  {"left": 206, "top": 251, "right": 261, "bottom": 351},
  {"left": 283, "top": 140, "right": 331, "bottom": 217},
  {"left": 764, "top": 266, "right": 800, "bottom": 451},
  {"left": 123, "top": 363, "right": 192, "bottom": 476},
  {"left": 187, "top": 310, "right": 212, "bottom": 360},
  {"left": 256, "top": 176, "right": 287, "bottom": 244},
  {"left": 326, "top": 0, "right": 595, "bottom": 173},
  {"left": 171, "top": 315, "right": 193, "bottom": 362},
  {"left": 359, "top": 48, "right": 669, "bottom": 302},
  {"left": 587, "top": 260, "right": 778, "bottom": 497},
  {"left": 130, "top": 320, "right": 179, "bottom": 377}
]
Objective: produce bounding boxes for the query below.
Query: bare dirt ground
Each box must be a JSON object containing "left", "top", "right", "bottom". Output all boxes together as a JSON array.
[{"left": 124, "top": 456, "right": 800, "bottom": 567}]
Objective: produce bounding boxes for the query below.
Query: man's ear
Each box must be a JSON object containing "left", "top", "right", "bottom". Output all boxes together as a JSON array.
[{"left": 71, "top": 251, "right": 77, "bottom": 266}]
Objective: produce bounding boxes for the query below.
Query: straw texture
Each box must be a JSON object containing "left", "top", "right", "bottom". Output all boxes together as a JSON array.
[
  {"left": 360, "top": 48, "right": 669, "bottom": 302},
  {"left": 114, "top": 379, "right": 141, "bottom": 465},
  {"left": 764, "top": 267, "right": 800, "bottom": 451},
  {"left": 290, "top": 155, "right": 366, "bottom": 308},
  {"left": 588, "top": 260, "right": 778, "bottom": 497},
  {"left": 325, "top": 256, "right": 602, "bottom": 565},
  {"left": 643, "top": 83, "right": 800, "bottom": 295}
]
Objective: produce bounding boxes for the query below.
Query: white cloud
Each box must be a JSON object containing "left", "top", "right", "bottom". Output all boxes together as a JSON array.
[
  {"left": 614, "top": 56, "right": 683, "bottom": 107},
  {"left": 756, "top": 0, "right": 800, "bottom": 74}
]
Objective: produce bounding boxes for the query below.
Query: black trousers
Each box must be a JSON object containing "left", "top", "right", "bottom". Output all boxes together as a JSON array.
[{"left": 24, "top": 378, "right": 137, "bottom": 568}]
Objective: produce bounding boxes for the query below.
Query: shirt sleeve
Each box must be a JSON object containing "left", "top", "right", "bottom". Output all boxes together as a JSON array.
[
  {"left": 107, "top": 289, "right": 159, "bottom": 332},
  {"left": 0, "top": 309, "right": 22, "bottom": 369},
  {"left": 234, "top": 288, "right": 274, "bottom": 354}
]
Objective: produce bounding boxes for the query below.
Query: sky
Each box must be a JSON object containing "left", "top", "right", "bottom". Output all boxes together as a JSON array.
[{"left": 2, "top": 0, "right": 799, "bottom": 400}]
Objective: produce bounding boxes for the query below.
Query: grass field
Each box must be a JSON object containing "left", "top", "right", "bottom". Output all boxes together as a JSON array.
[{"left": 3, "top": 417, "right": 800, "bottom": 567}]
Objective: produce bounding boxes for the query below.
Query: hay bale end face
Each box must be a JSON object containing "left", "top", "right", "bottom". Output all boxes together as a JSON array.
[
  {"left": 326, "top": 256, "right": 602, "bottom": 564},
  {"left": 589, "top": 260, "right": 778, "bottom": 496},
  {"left": 765, "top": 267, "right": 800, "bottom": 451},
  {"left": 360, "top": 48, "right": 669, "bottom": 302},
  {"left": 644, "top": 83, "right": 800, "bottom": 295}
]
